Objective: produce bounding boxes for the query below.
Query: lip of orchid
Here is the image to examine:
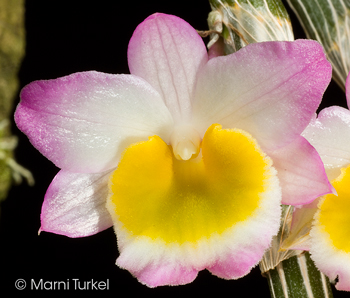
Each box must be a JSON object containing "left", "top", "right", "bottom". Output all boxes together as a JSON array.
[{"left": 106, "top": 123, "right": 282, "bottom": 286}]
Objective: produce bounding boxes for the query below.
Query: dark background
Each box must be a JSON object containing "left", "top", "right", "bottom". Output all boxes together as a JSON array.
[{"left": 1, "top": 0, "right": 348, "bottom": 297}]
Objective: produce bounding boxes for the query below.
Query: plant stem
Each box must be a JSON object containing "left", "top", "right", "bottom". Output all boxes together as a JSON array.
[{"left": 265, "top": 252, "right": 333, "bottom": 298}]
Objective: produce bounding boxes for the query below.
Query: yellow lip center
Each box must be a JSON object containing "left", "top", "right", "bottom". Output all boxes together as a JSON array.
[
  {"left": 107, "top": 124, "right": 277, "bottom": 244},
  {"left": 318, "top": 165, "right": 350, "bottom": 252}
]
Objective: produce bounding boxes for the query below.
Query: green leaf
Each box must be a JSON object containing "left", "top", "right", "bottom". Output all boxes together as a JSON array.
[
  {"left": 286, "top": 0, "right": 350, "bottom": 90},
  {"left": 208, "top": 0, "right": 294, "bottom": 54}
]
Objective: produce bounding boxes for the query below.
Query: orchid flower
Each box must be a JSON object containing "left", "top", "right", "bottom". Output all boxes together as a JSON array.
[
  {"left": 299, "top": 73, "right": 350, "bottom": 291},
  {"left": 14, "top": 13, "right": 333, "bottom": 287}
]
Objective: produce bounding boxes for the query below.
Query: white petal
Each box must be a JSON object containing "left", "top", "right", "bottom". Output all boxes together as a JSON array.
[
  {"left": 128, "top": 13, "right": 208, "bottom": 123},
  {"left": 15, "top": 71, "right": 174, "bottom": 173},
  {"left": 193, "top": 40, "right": 331, "bottom": 150},
  {"left": 302, "top": 106, "right": 350, "bottom": 180},
  {"left": 40, "top": 170, "right": 113, "bottom": 238}
]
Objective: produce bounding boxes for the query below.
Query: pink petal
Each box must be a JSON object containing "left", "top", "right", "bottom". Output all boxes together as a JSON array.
[
  {"left": 15, "top": 71, "right": 173, "bottom": 173},
  {"left": 193, "top": 40, "right": 332, "bottom": 151},
  {"left": 336, "top": 271, "right": 350, "bottom": 291},
  {"left": 207, "top": 248, "right": 265, "bottom": 279},
  {"left": 40, "top": 170, "right": 113, "bottom": 238},
  {"left": 128, "top": 13, "right": 208, "bottom": 123},
  {"left": 117, "top": 252, "right": 199, "bottom": 287},
  {"left": 267, "top": 136, "right": 333, "bottom": 205},
  {"left": 302, "top": 106, "right": 350, "bottom": 180},
  {"left": 136, "top": 264, "right": 198, "bottom": 288},
  {"left": 208, "top": 38, "right": 225, "bottom": 59}
]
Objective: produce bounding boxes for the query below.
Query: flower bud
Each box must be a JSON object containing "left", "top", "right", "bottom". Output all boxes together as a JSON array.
[{"left": 208, "top": 0, "right": 294, "bottom": 54}]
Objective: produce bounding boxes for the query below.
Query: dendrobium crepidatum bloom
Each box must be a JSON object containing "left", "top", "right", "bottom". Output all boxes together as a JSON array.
[
  {"left": 300, "top": 73, "right": 350, "bottom": 291},
  {"left": 14, "top": 13, "right": 333, "bottom": 287}
]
